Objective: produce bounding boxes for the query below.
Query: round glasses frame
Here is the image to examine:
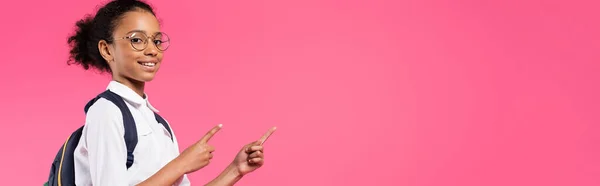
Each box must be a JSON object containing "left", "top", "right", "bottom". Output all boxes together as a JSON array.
[{"left": 111, "top": 31, "right": 171, "bottom": 51}]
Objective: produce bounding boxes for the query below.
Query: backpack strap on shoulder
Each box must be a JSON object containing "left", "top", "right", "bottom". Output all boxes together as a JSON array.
[
  {"left": 154, "top": 113, "right": 174, "bottom": 142},
  {"left": 84, "top": 90, "right": 138, "bottom": 169}
]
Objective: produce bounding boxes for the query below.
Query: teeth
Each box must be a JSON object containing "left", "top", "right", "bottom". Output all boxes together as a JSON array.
[{"left": 141, "top": 62, "right": 155, "bottom": 67}]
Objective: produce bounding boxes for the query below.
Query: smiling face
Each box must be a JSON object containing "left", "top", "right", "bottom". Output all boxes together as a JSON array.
[{"left": 100, "top": 9, "right": 164, "bottom": 87}]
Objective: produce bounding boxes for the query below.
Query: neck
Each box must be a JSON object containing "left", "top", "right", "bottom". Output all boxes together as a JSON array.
[{"left": 113, "top": 77, "right": 146, "bottom": 98}]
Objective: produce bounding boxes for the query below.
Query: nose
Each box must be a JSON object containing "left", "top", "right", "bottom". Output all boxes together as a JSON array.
[{"left": 144, "top": 40, "right": 159, "bottom": 56}]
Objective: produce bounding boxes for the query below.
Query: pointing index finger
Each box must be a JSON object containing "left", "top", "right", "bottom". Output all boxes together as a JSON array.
[
  {"left": 200, "top": 124, "right": 223, "bottom": 143},
  {"left": 258, "top": 126, "right": 277, "bottom": 145}
]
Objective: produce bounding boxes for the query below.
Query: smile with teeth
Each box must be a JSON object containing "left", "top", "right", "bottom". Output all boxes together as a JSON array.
[{"left": 139, "top": 62, "right": 156, "bottom": 67}]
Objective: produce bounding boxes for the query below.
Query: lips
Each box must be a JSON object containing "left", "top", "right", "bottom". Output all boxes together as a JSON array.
[
  {"left": 138, "top": 60, "right": 158, "bottom": 67},
  {"left": 139, "top": 62, "right": 156, "bottom": 67}
]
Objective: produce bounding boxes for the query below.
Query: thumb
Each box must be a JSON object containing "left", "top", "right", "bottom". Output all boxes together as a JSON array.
[{"left": 244, "top": 141, "right": 261, "bottom": 153}]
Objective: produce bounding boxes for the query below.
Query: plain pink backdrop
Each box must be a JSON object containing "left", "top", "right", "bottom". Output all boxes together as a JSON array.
[{"left": 1, "top": 0, "right": 599, "bottom": 185}]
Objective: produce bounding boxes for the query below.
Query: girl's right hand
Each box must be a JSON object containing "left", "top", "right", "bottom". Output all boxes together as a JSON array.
[{"left": 175, "top": 124, "right": 222, "bottom": 174}]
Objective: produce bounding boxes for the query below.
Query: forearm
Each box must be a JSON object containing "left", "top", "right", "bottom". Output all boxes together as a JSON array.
[
  {"left": 205, "top": 164, "right": 244, "bottom": 186},
  {"left": 136, "top": 158, "right": 187, "bottom": 186}
]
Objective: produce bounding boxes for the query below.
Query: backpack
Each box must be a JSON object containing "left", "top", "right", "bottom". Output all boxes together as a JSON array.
[{"left": 44, "top": 90, "right": 174, "bottom": 186}]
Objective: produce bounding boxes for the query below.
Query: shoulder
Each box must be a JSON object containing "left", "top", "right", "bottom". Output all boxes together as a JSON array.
[
  {"left": 86, "top": 98, "right": 123, "bottom": 120},
  {"left": 155, "top": 114, "right": 175, "bottom": 136},
  {"left": 155, "top": 113, "right": 183, "bottom": 146},
  {"left": 84, "top": 98, "right": 125, "bottom": 132}
]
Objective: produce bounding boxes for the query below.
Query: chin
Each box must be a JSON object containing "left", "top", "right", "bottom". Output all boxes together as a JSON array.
[
  {"left": 139, "top": 75, "right": 157, "bottom": 82},
  {"left": 133, "top": 73, "right": 157, "bottom": 83}
]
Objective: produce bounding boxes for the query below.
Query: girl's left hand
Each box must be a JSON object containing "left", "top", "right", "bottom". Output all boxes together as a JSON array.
[{"left": 232, "top": 127, "right": 277, "bottom": 176}]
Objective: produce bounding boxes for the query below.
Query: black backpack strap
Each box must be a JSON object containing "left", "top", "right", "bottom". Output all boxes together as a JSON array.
[
  {"left": 154, "top": 113, "right": 174, "bottom": 142},
  {"left": 84, "top": 90, "right": 138, "bottom": 169}
]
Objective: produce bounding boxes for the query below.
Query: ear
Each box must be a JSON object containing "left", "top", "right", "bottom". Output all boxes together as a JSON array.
[{"left": 98, "top": 39, "right": 114, "bottom": 63}]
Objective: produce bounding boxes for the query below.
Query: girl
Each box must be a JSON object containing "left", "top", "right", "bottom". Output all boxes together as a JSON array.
[{"left": 68, "top": 0, "right": 276, "bottom": 185}]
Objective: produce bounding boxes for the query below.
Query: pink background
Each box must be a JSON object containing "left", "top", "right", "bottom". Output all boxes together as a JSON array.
[{"left": 1, "top": 0, "right": 599, "bottom": 185}]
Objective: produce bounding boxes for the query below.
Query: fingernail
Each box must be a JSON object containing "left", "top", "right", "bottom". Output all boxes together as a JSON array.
[{"left": 218, "top": 124, "right": 223, "bottom": 128}]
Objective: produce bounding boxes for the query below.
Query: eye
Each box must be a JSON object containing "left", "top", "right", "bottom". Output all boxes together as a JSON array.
[
  {"left": 153, "top": 40, "right": 163, "bottom": 45},
  {"left": 130, "top": 37, "right": 144, "bottom": 43}
]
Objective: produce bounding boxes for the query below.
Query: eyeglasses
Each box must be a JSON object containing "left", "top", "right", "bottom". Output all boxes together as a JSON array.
[{"left": 112, "top": 31, "right": 171, "bottom": 51}]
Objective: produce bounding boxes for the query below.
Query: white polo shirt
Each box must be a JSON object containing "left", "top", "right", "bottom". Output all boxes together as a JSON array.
[{"left": 74, "top": 81, "right": 190, "bottom": 186}]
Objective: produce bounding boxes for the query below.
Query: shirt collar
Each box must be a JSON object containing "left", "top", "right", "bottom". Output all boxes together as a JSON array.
[{"left": 106, "top": 80, "right": 160, "bottom": 112}]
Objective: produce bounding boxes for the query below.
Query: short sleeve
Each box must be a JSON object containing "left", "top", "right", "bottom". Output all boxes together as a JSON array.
[{"left": 82, "top": 98, "right": 130, "bottom": 186}]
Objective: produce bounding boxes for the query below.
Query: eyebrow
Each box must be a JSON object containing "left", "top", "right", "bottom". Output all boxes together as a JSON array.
[{"left": 126, "top": 29, "right": 161, "bottom": 35}]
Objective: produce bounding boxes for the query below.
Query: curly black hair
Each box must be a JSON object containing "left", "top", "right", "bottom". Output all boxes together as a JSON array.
[{"left": 67, "top": 0, "right": 155, "bottom": 73}]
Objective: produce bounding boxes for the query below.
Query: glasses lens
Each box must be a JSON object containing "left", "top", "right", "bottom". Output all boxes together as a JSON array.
[
  {"left": 129, "top": 32, "right": 148, "bottom": 50},
  {"left": 153, "top": 32, "right": 170, "bottom": 51}
]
